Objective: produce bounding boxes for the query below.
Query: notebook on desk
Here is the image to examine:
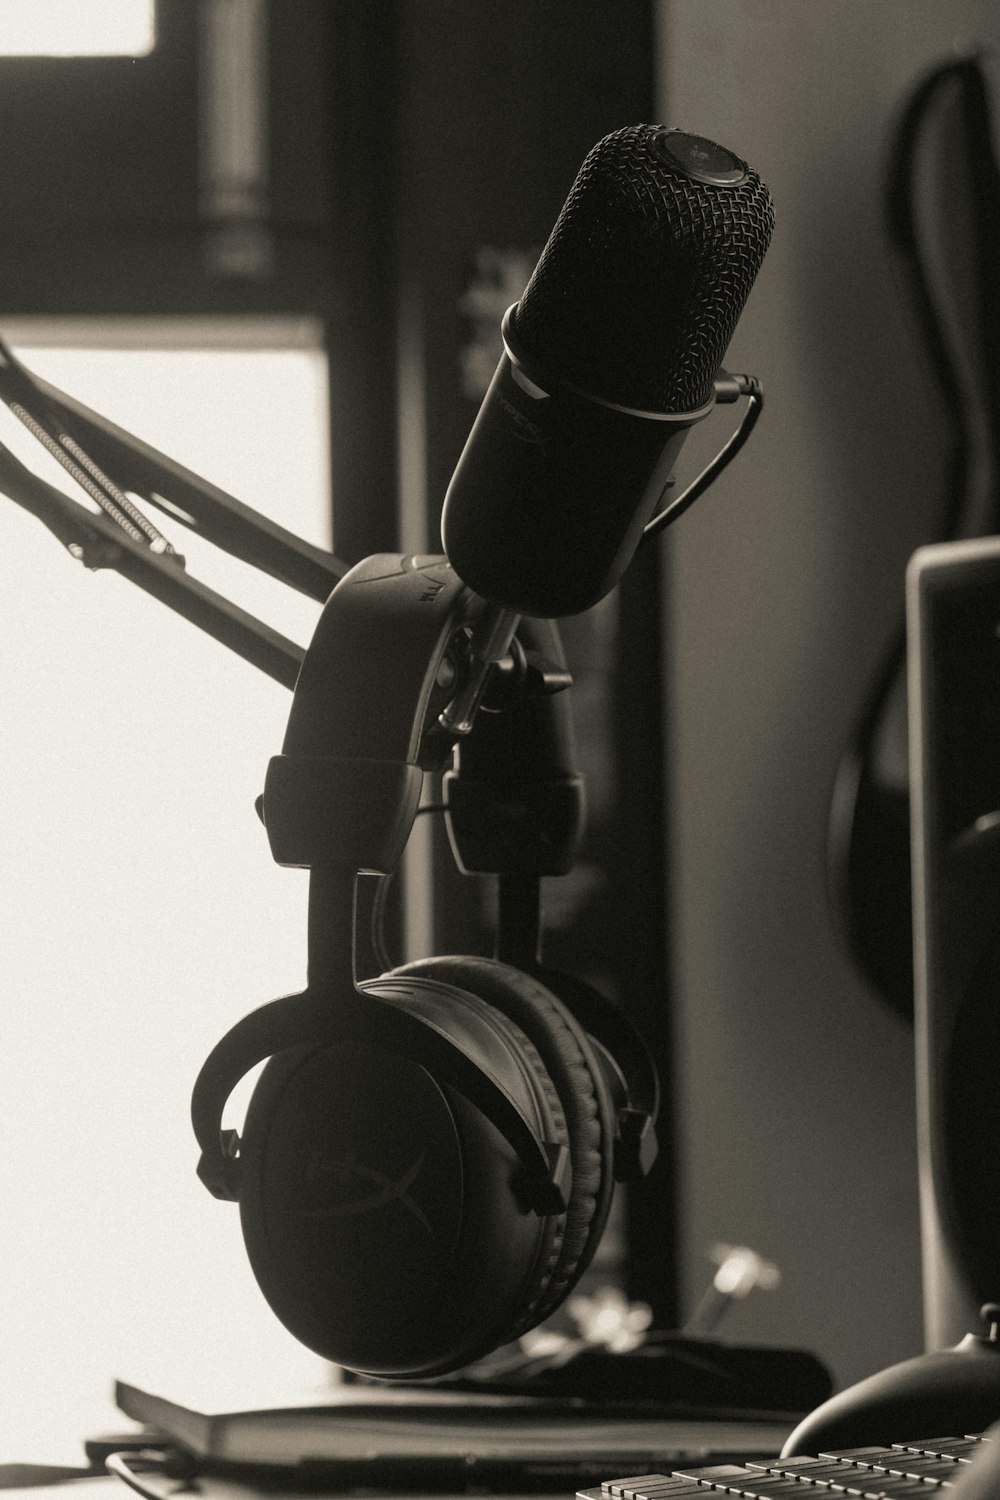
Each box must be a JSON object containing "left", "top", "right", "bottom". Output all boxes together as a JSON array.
[{"left": 113, "top": 1376, "right": 796, "bottom": 1489}]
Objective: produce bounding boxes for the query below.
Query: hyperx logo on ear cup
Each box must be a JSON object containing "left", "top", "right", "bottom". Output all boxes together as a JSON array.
[
  {"left": 238, "top": 1041, "right": 463, "bottom": 1369},
  {"left": 235, "top": 1014, "right": 568, "bottom": 1378},
  {"left": 299, "top": 1146, "right": 432, "bottom": 1230}
]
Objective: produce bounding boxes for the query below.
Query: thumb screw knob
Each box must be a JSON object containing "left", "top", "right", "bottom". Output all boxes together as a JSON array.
[{"left": 979, "top": 1303, "right": 1000, "bottom": 1340}]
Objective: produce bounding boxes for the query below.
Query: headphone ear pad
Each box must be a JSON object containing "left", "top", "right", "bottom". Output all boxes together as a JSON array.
[
  {"left": 233, "top": 978, "right": 571, "bottom": 1378},
  {"left": 390, "top": 954, "right": 616, "bottom": 1329}
]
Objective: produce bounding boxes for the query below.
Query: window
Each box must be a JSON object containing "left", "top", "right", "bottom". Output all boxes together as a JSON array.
[
  {"left": 0, "top": 319, "right": 332, "bottom": 1461},
  {"left": 0, "top": 0, "right": 156, "bottom": 56}
]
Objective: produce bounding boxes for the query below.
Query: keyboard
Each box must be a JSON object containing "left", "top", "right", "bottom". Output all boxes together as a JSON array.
[{"left": 578, "top": 1433, "right": 989, "bottom": 1498}]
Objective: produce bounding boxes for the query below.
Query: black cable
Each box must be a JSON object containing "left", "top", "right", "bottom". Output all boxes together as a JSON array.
[
  {"left": 641, "top": 378, "right": 764, "bottom": 541},
  {"left": 105, "top": 1449, "right": 196, "bottom": 1499}
]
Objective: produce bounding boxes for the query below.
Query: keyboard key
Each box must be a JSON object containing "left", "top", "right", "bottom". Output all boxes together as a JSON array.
[
  {"left": 671, "top": 1464, "right": 762, "bottom": 1485},
  {"left": 602, "top": 1478, "right": 679, "bottom": 1496},
  {"left": 737, "top": 1480, "right": 844, "bottom": 1497},
  {"left": 601, "top": 1478, "right": 711, "bottom": 1498},
  {"left": 854, "top": 1450, "right": 923, "bottom": 1470},
  {"left": 891, "top": 1457, "right": 967, "bottom": 1480},
  {"left": 626, "top": 1486, "right": 710, "bottom": 1498},
  {"left": 820, "top": 1448, "right": 899, "bottom": 1466},
  {"left": 891, "top": 1439, "right": 976, "bottom": 1462},
  {"left": 856, "top": 1483, "right": 945, "bottom": 1497},
  {"left": 765, "top": 1458, "right": 861, "bottom": 1480},
  {"left": 626, "top": 1482, "right": 710, "bottom": 1494}
]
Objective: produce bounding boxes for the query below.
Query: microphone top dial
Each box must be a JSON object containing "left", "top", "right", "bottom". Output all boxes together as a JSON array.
[{"left": 652, "top": 128, "right": 749, "bottom": 187}]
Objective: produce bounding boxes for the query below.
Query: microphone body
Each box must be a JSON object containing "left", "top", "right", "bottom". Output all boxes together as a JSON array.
[{"left": 441, "top": 126, "right": 774, "bottom": 618}]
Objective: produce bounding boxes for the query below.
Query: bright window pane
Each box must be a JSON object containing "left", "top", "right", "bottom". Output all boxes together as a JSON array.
[
  {"left": 0, "top": 0, "right": 155, "bottom": 56},
  {"left": 0, "top": 320, "right": 332, "bottom": 1463}
]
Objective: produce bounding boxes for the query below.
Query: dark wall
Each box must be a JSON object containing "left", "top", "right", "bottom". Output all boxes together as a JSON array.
[
  {"left": 658, "top": 0, "right": 1000, "bottom": 1388},
  {"left": 389, "top": 0, "right": 657, "bottom": 521}
]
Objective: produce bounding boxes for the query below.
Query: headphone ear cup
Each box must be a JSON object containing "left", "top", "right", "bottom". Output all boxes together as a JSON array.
[
  {"left": 390, "top": 954, "right": 616, "bottom": 1331},
  {"left": 233, "top": 977, "right": 572, "bottom": 1378}
]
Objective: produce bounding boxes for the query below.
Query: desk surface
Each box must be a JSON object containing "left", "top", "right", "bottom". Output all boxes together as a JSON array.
[
  {"left": 0, "top": 1481, "right": 558, "bottom": 1500},
  {"left": 0, "top": 1481, "right": 113, "bottom": 1499}
]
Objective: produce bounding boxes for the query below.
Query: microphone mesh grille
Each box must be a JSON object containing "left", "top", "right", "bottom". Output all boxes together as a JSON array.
[{"left": 512, "top": 125, "right": 775, "bottom": 413}]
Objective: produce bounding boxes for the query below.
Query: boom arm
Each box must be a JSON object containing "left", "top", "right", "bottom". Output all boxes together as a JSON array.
[{"left": 0, "top": 334, "right": 349, "bottom": 688}]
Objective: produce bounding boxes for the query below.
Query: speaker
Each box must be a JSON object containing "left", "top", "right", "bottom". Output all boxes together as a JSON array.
[
  {"left": 191, "top": 553, "right": 659, "bottom": 1378},
  {"left": 908, "top": 536, "right": 1000, "bottom": 1349}
]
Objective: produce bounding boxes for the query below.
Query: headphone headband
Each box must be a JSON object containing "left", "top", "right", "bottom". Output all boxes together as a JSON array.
[
  {"left": 262, "top": 555, "right": 475, "bottom": 876},
  {"left": 192, "top": 975, "right": 570, "bottom": 1213}
]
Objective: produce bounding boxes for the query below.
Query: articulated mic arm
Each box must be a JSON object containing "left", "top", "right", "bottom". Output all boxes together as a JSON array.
[{"left": 0, "top": 332, "right": 349, "bottom": 688}]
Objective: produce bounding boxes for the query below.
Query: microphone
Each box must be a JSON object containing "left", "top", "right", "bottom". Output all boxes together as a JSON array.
[{"left": 441, "top": 126, "right": 774, "bottom": 618}]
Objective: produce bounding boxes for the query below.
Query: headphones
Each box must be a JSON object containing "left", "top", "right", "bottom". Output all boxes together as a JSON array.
[{"left": 191, "top": 554, "right": 659, "bottom": 1379}]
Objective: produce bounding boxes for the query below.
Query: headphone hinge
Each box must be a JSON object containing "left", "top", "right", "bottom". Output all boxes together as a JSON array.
[
  {"left": 196, "top": 1127, "right": 242, "bottom": 1201},
  {"left": 614, "top": 1107, "right": 659, "bottom": 1181},
  {"left": 261, "top": 754, "right": 422, "bottom": 871}
]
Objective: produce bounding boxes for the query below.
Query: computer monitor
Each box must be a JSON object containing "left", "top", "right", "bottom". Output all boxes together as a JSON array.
[{"left": 908, "top": 535, "right": 1000, "bottom": 1349}]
